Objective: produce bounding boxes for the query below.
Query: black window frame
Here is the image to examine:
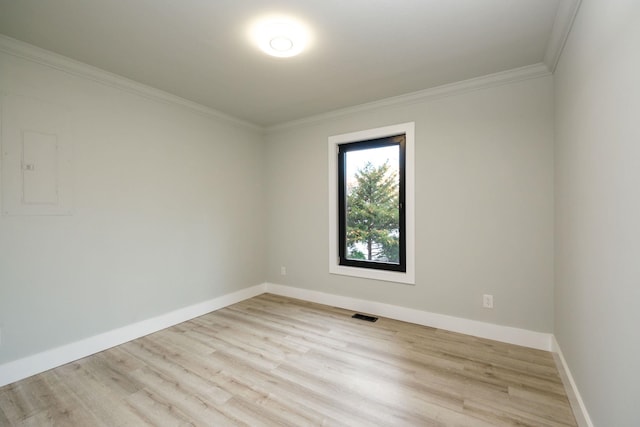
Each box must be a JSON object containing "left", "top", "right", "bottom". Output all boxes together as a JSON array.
[{"left": 337, "top": 134, "right": 406, "bottom": 272}]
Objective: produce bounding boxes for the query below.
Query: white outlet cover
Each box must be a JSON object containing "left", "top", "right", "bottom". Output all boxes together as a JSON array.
[{"left": 483, "top": 294, "right": 494, "bottom": 309}]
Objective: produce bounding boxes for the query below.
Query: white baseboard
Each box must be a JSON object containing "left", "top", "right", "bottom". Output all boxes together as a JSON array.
[
  {"left": 264, "top": 283, "right": 553, "bottom": 351},
  {"left": 0, "top": 283, "right": 266, "bottom": 387},
  {"left": 551, "top": 337, "right": 594, "bottom": 427},
  {"left": 0, "top": 281, "right": 558, "bottom": 389}
]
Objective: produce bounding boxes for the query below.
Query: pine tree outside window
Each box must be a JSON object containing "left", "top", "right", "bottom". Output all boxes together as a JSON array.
[
  {"left": 338, "top": 136, "right": 406, "bottom": 272},
  {"left": 328, "top": 122, "right": 415, "bottom": 284}
]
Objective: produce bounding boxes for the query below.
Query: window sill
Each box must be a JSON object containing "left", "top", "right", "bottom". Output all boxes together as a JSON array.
[{"left": 329, "top": 264, "right": 415, "bottom": 285}]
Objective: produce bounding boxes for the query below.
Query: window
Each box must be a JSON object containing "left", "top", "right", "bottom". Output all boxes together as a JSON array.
[
  {"left": 329, "top": 122, "right": 415, "bottom": 284},
  {"left": 338, "top": 136, "right": 405, "bottom": 271}
]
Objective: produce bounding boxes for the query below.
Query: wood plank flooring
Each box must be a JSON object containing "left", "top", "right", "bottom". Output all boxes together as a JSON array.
[{"left": 0, "top": 294, "right": 577, "bottom": 426}]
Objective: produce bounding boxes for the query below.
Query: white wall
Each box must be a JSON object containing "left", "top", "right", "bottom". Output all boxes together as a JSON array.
[
  {"left": 554, "top": 1, "right": 640, "bottom": 425},
  {"left": 0, "top": 50, "right": 266, "bottom": 364},
  {"left": 265, "top": 75, "right": 555, "bottom": 333}
]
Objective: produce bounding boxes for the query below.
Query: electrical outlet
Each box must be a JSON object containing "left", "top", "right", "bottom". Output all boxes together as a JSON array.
[
  {"left": 483, "top": 294, "right": 494, "bottom": 309},
  {"left": 280, "top": 266, "right": 287, "bottom": 276}
]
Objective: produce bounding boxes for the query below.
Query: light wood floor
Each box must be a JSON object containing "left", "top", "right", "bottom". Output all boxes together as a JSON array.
[{"left": 0, "top": 294, "right": 577, "bottom": 426}]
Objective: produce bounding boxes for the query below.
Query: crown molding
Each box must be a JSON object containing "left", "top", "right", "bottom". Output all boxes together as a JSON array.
[
  {"left": 0, "top": 35, "right": 261, "bottom": 131},
  {"left": 266, "top": 63, "right": 551, "bottom": 133},
  {"left": 0, "top": 9, "right": 573, "bottom": 137},
  {"left": 544, "top": 0, "right": 582, "bottom": 72}
]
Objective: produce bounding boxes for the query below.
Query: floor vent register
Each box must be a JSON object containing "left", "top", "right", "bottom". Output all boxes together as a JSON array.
[{"left": 352, "top": 313, "right": 378, "bottom": 322}]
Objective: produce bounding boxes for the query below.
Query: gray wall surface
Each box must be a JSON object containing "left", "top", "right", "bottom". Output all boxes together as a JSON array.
[
  {"left": 554, "top": 1, "right": 640, "bottom": 425},
  {"left": 265, "top": 76, "right": 555, "bottom": 333},
  {"left": 0, "top": 51, "right": 266, "bottom": 364}
]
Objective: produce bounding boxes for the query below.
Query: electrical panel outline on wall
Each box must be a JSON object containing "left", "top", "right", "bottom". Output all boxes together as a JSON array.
[
  {"left": 1, "top": 94, "right": 73, "bottom": 216},
  {"left": 21, "top": 129, "right": 60, "bottom": 205}
]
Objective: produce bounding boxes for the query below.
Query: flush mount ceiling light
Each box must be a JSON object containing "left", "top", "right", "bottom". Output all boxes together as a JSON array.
[{"left": 250, "top": 15, "right": 311, "bottom": 58}]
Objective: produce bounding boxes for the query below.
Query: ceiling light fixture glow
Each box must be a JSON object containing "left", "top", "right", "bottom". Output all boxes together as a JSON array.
[
  {"left": 250, "top": 15, "right": 310, "bottom": 58},
  {"left": 269, "top": 36, "right": 294, "bottom": 52}
]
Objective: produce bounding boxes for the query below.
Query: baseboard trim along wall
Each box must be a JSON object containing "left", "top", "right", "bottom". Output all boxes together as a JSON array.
[
  {"left": 0, "top": 284, "right": 266, "bottom": 387},
  {"left": 551, "top": 337, "right": 594, "bottom": 427},
  {"left": 264, "top": 283, "right": 553, "bottom": 351},
  {"left": 1, "top": 282, "right": 555, "bottom": 388}
]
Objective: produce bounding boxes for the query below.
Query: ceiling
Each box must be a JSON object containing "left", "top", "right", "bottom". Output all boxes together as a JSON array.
[{"left": 0, "top": 0, "right": 577, "bottom": 127}]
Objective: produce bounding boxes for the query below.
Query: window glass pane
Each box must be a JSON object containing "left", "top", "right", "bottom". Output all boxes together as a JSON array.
[{"left": 344, "top": 145, "right": 400, "bottom": 264}]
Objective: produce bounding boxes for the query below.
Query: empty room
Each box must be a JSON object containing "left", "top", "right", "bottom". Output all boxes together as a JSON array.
[{"left": 0, "top": 0, "right": 638, "bottom": 425}]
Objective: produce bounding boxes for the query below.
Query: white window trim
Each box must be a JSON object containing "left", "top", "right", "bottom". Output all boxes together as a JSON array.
[{"left": 328, "top": 122, "right": 415, "bottom": 285}]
